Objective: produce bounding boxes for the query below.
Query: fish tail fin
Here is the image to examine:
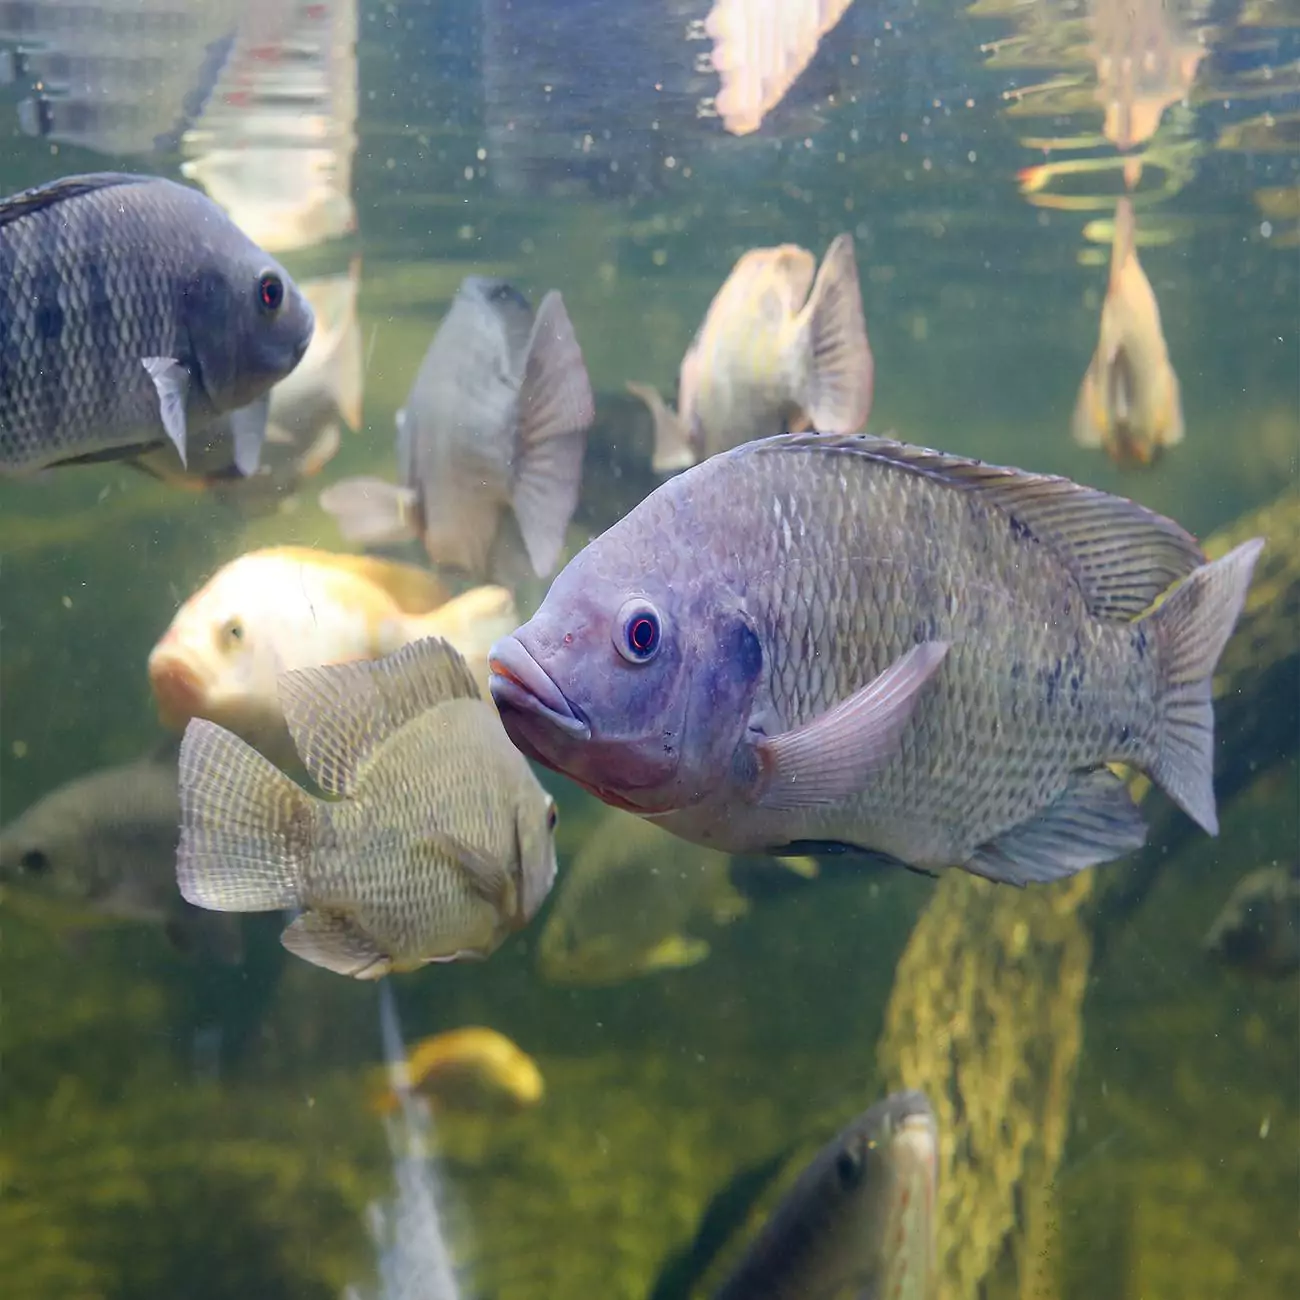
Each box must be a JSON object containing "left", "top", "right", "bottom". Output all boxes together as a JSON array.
[
  {"left": 177, "top": 719, "right": 317, "bottom": 912},
  {"left": 318, "top": 476, "right": 418, "bottom": 546},
  {"left": 1156, "top": 361, "right": 1185, "bottom": 450},
  {"left": 511, "top": 291, "right": 595, "bottom": 578},
  {"left": 1071, "top": 361, "right": 1107, "bottom": 449},
  {"left": 626, "top": 381, "right": 696, "bottom": 473},
  {"left": 412, "top": 585, "right": 519, "bottom": 692},
  {"left": 795, "top": 232, "right": 874, "bottom": 433},
  {"left": 1146, "top": 538, "right": 1266, "bottom": 836}
]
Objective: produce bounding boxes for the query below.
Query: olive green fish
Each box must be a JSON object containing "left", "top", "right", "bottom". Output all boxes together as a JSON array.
[
  {"left": 176, "top": 637, "right": 558, "bottom": 979},
  {"left": 0, "top": 172, "right": 314, "bottom": 475},
  {"left": 492, "top": 433, "right": 1265, "bottom": 885}
]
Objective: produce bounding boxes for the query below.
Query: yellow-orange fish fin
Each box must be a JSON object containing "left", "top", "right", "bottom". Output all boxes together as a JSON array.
[
  {"left": 1072, "top": 361, "right": 1108, "bottom": 449},
  {"left": 1155, "top": 362, "right": 1186, "bottom": 449},
  {"left": 643, "top": 933, "right": 711, "bottom": 972},
  {"left": 792, "top": 232, "right": 874, "bottom": 434},
  {"left": 1108, "top": 196, "right": 1136, "bottom": 293},
  {"left": 254, "top": 546, "right": 451, "bottom": 615},
  {"left": 413, "top": 586, "right": 518, "bottom": 694},
  {"left": 627, "top": 380, "right": 696, "bottom": 473}
]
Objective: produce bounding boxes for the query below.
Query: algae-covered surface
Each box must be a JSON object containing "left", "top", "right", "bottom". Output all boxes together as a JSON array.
[{"left": 1, "top": 3, "right": 1297, "bottom": 1298}]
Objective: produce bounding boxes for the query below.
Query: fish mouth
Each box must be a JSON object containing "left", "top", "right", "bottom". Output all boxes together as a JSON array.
[
  {"left": 488, "top": 636, "right": 590, "bottom": 741},
  {"left": 148, "top": 651, "right": 204, "bottom": 728}
]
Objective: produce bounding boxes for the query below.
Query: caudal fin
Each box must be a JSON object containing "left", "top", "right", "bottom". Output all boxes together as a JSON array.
[
  {"left": 177, "top": 718, "right": 317, "bottom": 913},
  {"left": 626, "top": 380, "right": 696, "bottom": 473},
  {"left": 796, "top": 232, "right": 874, "bottom": 434},
  {"left": 1147, "top": 537, "right": 1266, "bottom": 835},
  {"left": 415, "top": 585, "right": 519, "bottom": 696}
]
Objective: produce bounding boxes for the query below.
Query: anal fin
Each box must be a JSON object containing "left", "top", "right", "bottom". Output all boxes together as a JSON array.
[{"left": 964, "top": 767, "right": 1147, "bottom": 886}]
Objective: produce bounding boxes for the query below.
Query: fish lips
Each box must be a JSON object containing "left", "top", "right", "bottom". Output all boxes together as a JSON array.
[{"left": 489, "top": 635, "right": 591, "bottom": 743}]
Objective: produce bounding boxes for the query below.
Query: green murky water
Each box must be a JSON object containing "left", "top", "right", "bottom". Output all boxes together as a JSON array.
[{"left": 0, "top": 2, "right": 1297, "bottom": 1298}]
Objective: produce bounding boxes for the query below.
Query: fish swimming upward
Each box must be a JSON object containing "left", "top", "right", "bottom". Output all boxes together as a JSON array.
[
  {"left": 627, "top": 232, "right": 872, "bottom": 473},
  {"left": 1073, "top": 196, "right": 1185, "bottom": 466},
  {"left": 321, "top": 276, "right": 594, "bottom": 583},
  {"left": 177, "top": 637, "right": 558, "bottom": 979},
  {"left": 0, "top": 172, "right": 314, "bottom": 475},
  {"left": 489, "top": 433, "right": 1263, "bottom": 885}
]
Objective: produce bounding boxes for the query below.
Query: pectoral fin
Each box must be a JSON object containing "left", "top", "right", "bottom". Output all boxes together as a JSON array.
[
  {"left": 142, "top": 356, "right": 190, "bottom": 465},
  {"left": 745, "top": 641, "right": 949, "bottom": 810},
  {"left": 281, "top": 909, "right": 391, "bottom": 979}
]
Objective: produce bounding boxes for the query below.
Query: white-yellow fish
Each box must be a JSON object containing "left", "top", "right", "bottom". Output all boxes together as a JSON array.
[
  {"left": 627, "top": 232, "right": 873, "bottom": 473},
  {"left": 148, "top": 546, "right": 516, "bottom": 765},
  {"left": 1072, "top": 196, "right": 1184, "bottom": 465}
]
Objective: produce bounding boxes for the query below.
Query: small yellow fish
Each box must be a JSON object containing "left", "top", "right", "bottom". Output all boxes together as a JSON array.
[
  {"left": 370, "top": 1026, "right": 545, "bottom": 1116},
  {"left": 148, "top": 546, "right": 516, "bottom": 764},
  {"left": 1072, "top": 196, "right": 1185, "bottom": 465},
  {"left": 627, "top": 232, "right": 872, "bottom": 473},
  {"left": 177, "top": 638, "right": 558, "bottom": 979},
  {"left": 705, "top": 0, "right": 857, "bottom": 137}
]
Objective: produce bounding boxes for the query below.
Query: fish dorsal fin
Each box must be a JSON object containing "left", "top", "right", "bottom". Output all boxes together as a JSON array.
[
  {"left": 0, "top": 171, "right": 151, "bottom": 229},
  {"left": 277, "top": 637, "right": 481, "bottom": 796},
  {"left": 254, "top": 546, "right": 451, "bottom": 614},
  {"left": 771, "top": 432, "right": 1206, "bottom": 619}
]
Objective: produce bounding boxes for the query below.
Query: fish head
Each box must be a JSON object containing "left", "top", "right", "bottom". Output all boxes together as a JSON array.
[
  {"left": 147, "top": 560, "right": 285, "bottom": 737},
  {"left": 0, "top": 785, "right": 107, "bottom": 907},
  {"left": 183, "top": 239, "right": 316, "bottom": 414},
  {"left": 455, "top": 276, "right": 535, "bottom": 355},
  {"left": 489, "top": 515, "right": 763, "bottom": 814}
]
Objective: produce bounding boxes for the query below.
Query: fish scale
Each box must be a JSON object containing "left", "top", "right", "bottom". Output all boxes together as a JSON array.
[{"left": 0, "top": 171, "right": 313, "bottom": 472}]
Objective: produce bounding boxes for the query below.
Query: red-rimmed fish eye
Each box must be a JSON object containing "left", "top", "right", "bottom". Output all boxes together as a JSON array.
[
  {"left": 614, "top": 600, "right": 662, "bottom": 664},
  {"left": 257, "top": 271, "right": 284, "bottom": 313}
]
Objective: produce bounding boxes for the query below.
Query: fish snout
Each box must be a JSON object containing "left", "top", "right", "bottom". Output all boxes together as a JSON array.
[
  {"left": 488, "top": 636, "right": 590, "bottom": 740},
  {"left": 148, "top": 648, "right": 207, "bottom": 729}
]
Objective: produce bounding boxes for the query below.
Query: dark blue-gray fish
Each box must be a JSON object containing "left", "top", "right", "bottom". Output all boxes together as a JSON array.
[
  {"left": 320, "top": 276, "right": 594, "bottom": 583},
  {"left": 710, "top": 1090, "right": 937, "bottom": 1300},
  {"left": 0, "top": 171, "right": 314, "bottom": 475},
  {"left": 489, "top": 433, "right": 1264, "bottom": 885}
]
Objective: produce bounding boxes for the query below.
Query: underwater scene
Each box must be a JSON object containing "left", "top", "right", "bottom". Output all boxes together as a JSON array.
[{"left": 0, "top": 1, "right": 1297, "bottom": 1297}]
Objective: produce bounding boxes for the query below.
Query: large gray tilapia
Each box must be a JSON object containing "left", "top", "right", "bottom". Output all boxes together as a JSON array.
[
  {"left": 320, "top": 276, "right": 593, "bottom": 583},
  {"left": 0, "top": 171, "right": 314, "bottom": 475},
  {"left": 176, "top": 637, "right": 558, "bottom": 979},
  {"left": 489, "top": 433, "right": 1264, "bottom": 885}
]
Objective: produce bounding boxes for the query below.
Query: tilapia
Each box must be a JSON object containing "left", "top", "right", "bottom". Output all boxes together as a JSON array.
[
  {"left": 176, "top": 637, "right": 558, "bottom": 979},
  {"left": 0, "top": 172, "right": 314, "bottom": 475},
  {"left": 1073, "top": 197, "right": 1184, "bottom": 466},
  {"left": 711, "top": 1090, "right": 937, "bottom": 1300},
  {"left": 627, "top": 233, "right": 872, "bottom": 473},
  {"left": 148, "top": 545, "right": 516, "bottom": 764},
  {"left": 0, "top": 743, "right": 241, "bottom": 962},
  {"left": 321, "top": 276, "right": 594, "bottom": 582},
  {"left": 537, "top": 805, "right": 749, "bottom": 986},
  {"left": 1204, "top": 861, "right": 1299, "bottom": 979},
  {"left": 490, "top": 433, "right": 1264, "bottom": 885}
]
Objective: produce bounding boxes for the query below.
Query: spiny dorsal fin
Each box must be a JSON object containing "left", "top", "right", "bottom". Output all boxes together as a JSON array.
[
  {"left": 0, "top": 172, "right": 153, "bottom": 229},
  {"left": 277, "top": 638, "right": 481, "bottom": 797},
  {"left": 767, "top": 432, "right": 1206, "bottom": 620},
  {"left": 254, "top": 546, "right": 451, "bottom": 614}
]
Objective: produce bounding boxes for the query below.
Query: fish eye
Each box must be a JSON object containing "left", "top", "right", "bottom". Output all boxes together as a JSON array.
[
  {"left": 257, "top": 270, "right": 284, "bottom": 313},
  {"left": 835, "top": 1147, "right": 864, "bottom": 1189},
  {"left": 614, "top": 600, "right": 662, "bottom": 664},
  {"left": 546, "top": 801, "right": 558, "bottom": 832},
  {"left": 220, "top": 617, "right": 245, "bottom": 647},
  {"left": 20, "top": 848, "right": 49, "bottom": 874}
]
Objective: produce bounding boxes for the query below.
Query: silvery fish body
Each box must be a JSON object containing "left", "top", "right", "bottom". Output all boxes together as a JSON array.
[
  {"left": 490, "top": 433, "right": 1264, "bottom": 885},
  {"left": 0, "top": 171, "right": 314, "bottom": 474},
  {"left": 711, "top": 1090, "right": 937, "bottom": 1300},
  {"left": 176, "top": 637, "right": 558, "bottom": 980},
  {"left": 320, "top": 275, "right": 594, "bottom": 583}
]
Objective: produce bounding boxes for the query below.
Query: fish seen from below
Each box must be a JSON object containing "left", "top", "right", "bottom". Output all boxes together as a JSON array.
[
  {"left": 626, "top": 231, "right": 872, "bottom": 473},
  {"left": 490, "top": 432, "right": 1263, "bottom": 885},
  {"left": 321, "top": 276, "right": 594, "bottom": 583},
  {"left": 177, "top": 637, "right": 558, "bottom": 979},
  {"left": 1073, "top": 197, "right": 1184, "bottom": 466},
  {"left": 0, "top": 172, "right": 315, "bottom": 475}
]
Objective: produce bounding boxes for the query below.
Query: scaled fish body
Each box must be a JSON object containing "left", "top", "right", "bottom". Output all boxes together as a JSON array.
[
  {"left": 0, "top": 745, "right": 241, "bottom": 962},
  {"left": 490, "top": 433, "right": 1264, "bottom": 885},
  {"left": 176, "top": 637, "right": 558, "bottom": 979},
  {"left": 627, "top": 233, "right": 872, "bottom": 473},
  {"left": 1073, "top": 197, "right": 1184, "bottom": 466},
  {"left": 320, "top": 276, "right": 594, "bottom": 582},
  {"left": 135, "top": 259, "right": 363, "bottom": 497},
  {"left": 0, "top": 172, "right": 314, "bottom": 475},
  {"left": 711, "top": 1090, "right": 937, "bottom": 1300},
  {"left": 148, "top": 546, "right": 517, "bottom": 767},
  {"left": 537, "top": 804, "right": 748, "bottom": 986},
  {"left": 369, "top": 1025, "right": 545, "bottom": 1116}
]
